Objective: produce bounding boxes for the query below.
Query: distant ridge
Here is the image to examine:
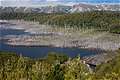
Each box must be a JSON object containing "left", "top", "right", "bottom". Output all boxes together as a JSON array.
[{"left": 0, "top": 3, "right": 120, "bottom": 13}]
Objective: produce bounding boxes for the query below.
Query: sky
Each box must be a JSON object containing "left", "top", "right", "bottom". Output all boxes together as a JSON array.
[
  {"left": 0, "top": 0, "right": 119, "bottom": 2},
  {"left": 0, "top": 0, "right": 120, "bottom": 7}
]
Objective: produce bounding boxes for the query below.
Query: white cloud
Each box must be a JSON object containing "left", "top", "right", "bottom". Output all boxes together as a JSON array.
[
  {"left": 47, "top": 0, "right": 58, "bottom": 1},
  {"left": 1, "top": 0, "right": 32, "bottom": 7}
]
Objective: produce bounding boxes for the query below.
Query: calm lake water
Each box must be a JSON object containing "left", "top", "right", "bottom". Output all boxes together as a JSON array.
[{"left": 0, "top": 23, "right": 103, "bottom": 58}]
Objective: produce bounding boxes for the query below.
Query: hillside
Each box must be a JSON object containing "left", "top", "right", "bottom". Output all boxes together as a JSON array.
[
  {"left": 0, "top": 3, "right": 120, "bottom": 13},
  {"left": 0, "top": 11, "right": 120, "bottom": 33},
  {"left": 0, "top": 49, "right": 120, "bottom": 80}
]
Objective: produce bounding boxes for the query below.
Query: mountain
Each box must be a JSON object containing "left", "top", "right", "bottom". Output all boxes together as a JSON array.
[
  {"left": 34, "top": 5, "right": 71, "bottom": 13},
  {"left": 0, "top": 3, "right": 119, "bottom": 13},
  {"left": 70, "top": 3, "right": 120, "bottom": 12},
  {"left": 0, "top": 5, "right": 72, "bottom": 13},
  {"left": 0, "top": 7, "right": 32, "bottom": 13}
]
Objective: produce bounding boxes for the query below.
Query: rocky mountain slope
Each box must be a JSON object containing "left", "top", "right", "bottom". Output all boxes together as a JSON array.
[{"left": 0, "top": 3, "right": 119, "bottom": 13}]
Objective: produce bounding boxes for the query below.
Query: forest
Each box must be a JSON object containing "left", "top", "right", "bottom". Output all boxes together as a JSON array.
[
  {"left": 0, "top": 50, "right": 120, "bottom": 80},
  {"left": 0, "top": 11, "right": 120, "bottom": 80},
  {"left": 0, "top": 11, "right": 120, "bottom": 34}
]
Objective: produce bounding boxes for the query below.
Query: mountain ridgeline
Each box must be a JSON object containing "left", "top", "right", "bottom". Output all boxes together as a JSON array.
[
  {"left": 0, "top": 3, "right": 120, "bottom": 13},
  {"left": 0, "top": 11, "right": 120, "bottom": 33}
]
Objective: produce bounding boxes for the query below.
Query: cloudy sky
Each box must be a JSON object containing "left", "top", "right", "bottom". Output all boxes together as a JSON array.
[{"left": 0, "top": 0, "right": 119, "bottom": 6}]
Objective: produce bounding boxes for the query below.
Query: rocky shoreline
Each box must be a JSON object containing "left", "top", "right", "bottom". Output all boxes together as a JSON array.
[
  {"left": 1, "top": 20, "right": 120, "bottom": 51},
  {"left": 1, "top": 20, "right": 120, "bottom": 66}
]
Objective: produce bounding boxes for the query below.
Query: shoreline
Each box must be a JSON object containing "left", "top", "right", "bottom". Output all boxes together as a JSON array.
[
  {"left": 4, "top": 42, "right": 106, "bottom": 52},
  {"left": 0, "top": 42, "right": 114, "bottom": 66},
  {"left": 0, "top": 20, "right": 119, "bottom": 66},
  {"left": 1, "top": 20, "right": 120, "bottom": 51}
]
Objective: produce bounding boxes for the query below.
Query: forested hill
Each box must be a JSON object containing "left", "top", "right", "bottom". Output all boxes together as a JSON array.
[
  {"left": 0, "top": 50, "right": 120, "bottom": 80},
  {"left": 0, "top": 11, "right": 120, "bottom": 33}
]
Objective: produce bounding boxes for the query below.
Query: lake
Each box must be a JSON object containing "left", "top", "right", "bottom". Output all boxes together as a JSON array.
[{"left": 0, "top": 22, "right": 103, "bottom": 58}]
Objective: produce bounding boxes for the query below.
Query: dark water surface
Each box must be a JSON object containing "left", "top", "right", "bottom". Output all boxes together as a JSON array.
[
  {"left": 0, "top": 23, "right": 103, "bottom": 58},
  {"left": 0, "top": 43, "right": 103, "bottom": 58}
]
